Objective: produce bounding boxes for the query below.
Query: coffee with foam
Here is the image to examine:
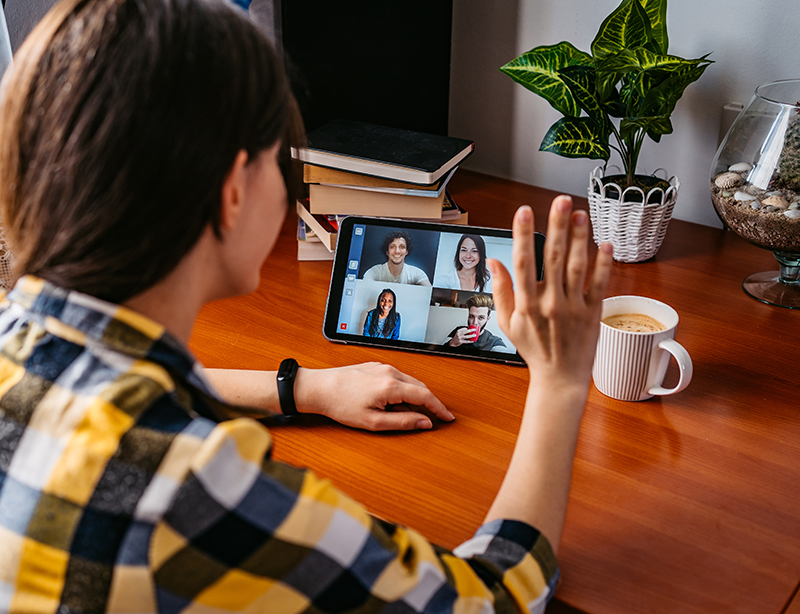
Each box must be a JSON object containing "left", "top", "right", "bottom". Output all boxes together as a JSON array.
[{"left": 602, "top": 313, "right": 666, "bottom": 333}]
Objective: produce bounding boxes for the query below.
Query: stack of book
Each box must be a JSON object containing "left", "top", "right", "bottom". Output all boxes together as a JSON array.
[
  {"left": 296, "top": 214, "right": 337, "bottom": 262},
  {"left": 292, "top": 119, "right": 474, "bottom": 260}
]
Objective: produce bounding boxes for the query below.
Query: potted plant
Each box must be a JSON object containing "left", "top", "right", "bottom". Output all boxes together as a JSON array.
[{"left": 500, "top": 0, "right": 712, "bottom": 262}]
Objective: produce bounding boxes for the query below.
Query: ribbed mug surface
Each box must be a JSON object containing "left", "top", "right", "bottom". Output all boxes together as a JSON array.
[
  {"left": 594, "top": 325, "right": 667, "bottom": 401},
  {"left": 592, "top": 296, "right": 686, "bottom": 402}
]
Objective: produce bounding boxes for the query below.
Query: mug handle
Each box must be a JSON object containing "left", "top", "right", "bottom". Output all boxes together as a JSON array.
[{"left": 647, "top": 338, "right": 693, "bottom": 396}]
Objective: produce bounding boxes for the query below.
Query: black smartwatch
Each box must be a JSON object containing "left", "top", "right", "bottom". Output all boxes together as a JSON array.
[{"left": 276, "top": 358, "right": 300, "bottom": 416}]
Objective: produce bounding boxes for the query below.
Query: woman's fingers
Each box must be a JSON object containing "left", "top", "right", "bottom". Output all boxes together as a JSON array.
[
  {"left": 587, "top": 242, "right": 614, "bottom": 308},
  {"left": 494, "top": 197, "right": 615, "bottom": 367},
  {"left": 365, "top": 409, "right": 434, "bottom": 432},
  {"left": 565, "top": 210, "right": 590, "bottom": 303},
  {"left": 488, "top": 258, "right": 514, "bottom": 331},
  {"left": 511, "top": 205, "right": 538, "bottom": 313},
  {"left": 384, "top": 380, "right": 452, "bottom": 421},
  {"left": 543, "top": 196, "right": 574, "bottom": 298}
]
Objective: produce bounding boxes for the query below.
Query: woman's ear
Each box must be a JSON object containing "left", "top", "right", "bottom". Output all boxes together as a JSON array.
[{"left": 220, "top": 150, "right": 249, "bottom": 231}]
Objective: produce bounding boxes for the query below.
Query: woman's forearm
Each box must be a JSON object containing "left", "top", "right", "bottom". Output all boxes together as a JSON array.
[
  {"left": 205, "top": 368, "right": 278, "bottom": 413},
  {"left": 483, "top": 380, "right": 589, "bottom": 554}
]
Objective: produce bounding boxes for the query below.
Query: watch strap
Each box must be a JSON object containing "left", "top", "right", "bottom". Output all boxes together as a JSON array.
[{"left": 276, "top": 358, "right": 300, "bottom": 416}]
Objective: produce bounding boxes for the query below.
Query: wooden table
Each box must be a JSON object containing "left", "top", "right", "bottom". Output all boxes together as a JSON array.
[{"left": 189, "top": 171, "right": 800, "bottom": 614}]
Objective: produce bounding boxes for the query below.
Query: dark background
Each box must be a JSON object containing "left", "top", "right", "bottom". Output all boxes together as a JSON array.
[{"left": 281, "top": 1, "right": 454, "bottom": 136}]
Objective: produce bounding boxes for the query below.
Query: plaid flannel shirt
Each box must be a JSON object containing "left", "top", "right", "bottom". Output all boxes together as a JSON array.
[{"left": 0, "top": 277, "right": 559, "bottom": 613}]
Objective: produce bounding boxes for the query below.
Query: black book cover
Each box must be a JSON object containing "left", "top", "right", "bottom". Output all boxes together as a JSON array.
[{"left": 305, "top": 119, "right": 474, "bottom": 173}]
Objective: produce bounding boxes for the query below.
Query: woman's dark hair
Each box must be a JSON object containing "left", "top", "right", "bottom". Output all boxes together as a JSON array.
[
  {"left": 0, "top": 0, "right": 304, "bottom": 303},
  {"left": 454, "top": 234, "right": 490, "bottom": 292},
  {"left": 368, "top": 288, "right": 398, "bottom": 338},
  {"left": 381, "top": 231, "right": 412, "bottom": 257}
]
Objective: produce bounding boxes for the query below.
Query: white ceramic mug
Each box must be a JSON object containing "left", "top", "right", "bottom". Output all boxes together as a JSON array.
[{"left": 593, "top": 296, "right": 693, "bottom": 401}]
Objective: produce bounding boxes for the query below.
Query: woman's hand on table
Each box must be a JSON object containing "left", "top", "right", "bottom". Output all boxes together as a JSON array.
[
  {"left": 294, "top": 363, "right": 454, "bottom": 431},
  {"left": 205, "top": 363, "right": 453, "bottom": 432}
]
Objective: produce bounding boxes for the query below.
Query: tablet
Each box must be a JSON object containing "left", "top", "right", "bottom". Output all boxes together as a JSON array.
[{"left": 323, "top": 216, "right": 545, "bottom": 365}]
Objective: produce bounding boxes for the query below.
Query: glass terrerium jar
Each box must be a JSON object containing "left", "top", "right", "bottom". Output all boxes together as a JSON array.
[{"left": 710, "top": 79, "right": 800, "bottom": 308}]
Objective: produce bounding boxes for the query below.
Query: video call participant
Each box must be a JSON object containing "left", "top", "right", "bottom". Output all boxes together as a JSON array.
[
  {"left": 444, "top": 293, "right": 507, "bottom": 351},
  {"left": 0, "top": 0, "right": 614, "bottom": 611},
  {"left": 434, "top": 233, "right": 492, "bottom": 292},
  {"left": 363, "top": 230, "right": 431, "bottom": 285},
  {"left": 363, "top": 288, "right": 401, "bottom": 339}
]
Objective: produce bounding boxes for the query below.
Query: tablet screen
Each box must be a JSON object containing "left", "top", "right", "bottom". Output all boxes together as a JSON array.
[{"left": 323, "top": 216, "right": 545, "bottom": 365}]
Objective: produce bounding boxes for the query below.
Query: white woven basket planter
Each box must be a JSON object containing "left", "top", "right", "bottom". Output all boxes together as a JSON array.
[{"left": 587, "top": 166, "right": 679, "bottom": 263}]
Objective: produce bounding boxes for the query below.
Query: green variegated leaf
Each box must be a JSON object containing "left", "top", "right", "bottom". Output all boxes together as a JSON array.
[
  {"left": 540, "top": 117, "right": 610, "bottom": 160},
  {"left": 598, "top": 48, "right": 692, "bottom": 74},
  {"left": 594, "top": 55, "right": 630, "bottom": 107},
  {"left": 620, "top": 116, "right": 672, "bottom": 140},
  {"left": 646, "top": 59, "right": 709, "bottom": 109},
  {"left": 596, "top": 50, "right": 642, "bottom": 74},
  {"left": 595, "top": 71, "right": 621, "bottom": 105},
  {"left": 559, "top": 66, "right": 613, "bottom": 146},
  {"left": 619, "top": 74, "right": 639, "bottom": 110},
  {"left": 500, "top": 42, "right": 593, "bottom": 117},
  {"left": 639, "top": 0, "right": 668, "bottom": 53},
  {"left": 591, "top": 0, "right": 653, "bottom": 61},
  {"left": 633, "top": 48, "right": 695, "bottom": 71},
  {"left": 639, "top": 63, "right": 711, "bottom": 116},
  {"left": 601, "top": 87, "right": 627, "bottom": 118},
  {"left": 559, "top": 67, "right": 600, "bottom": 118},
  {"left": 647, "top": 117, "right": 673, "bottom": 141}
]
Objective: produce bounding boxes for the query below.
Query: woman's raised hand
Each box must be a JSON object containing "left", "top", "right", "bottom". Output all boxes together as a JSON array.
[
  {"left": 482, "top": 196, "right": 613, "bottom": 550},
  {"left": 488, "top": 196, "right": 613, "bottom": 391}
]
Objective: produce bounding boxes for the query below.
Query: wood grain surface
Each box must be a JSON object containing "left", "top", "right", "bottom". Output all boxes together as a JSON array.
[{"left": 189, "top": 170, "right": 800, "bottom": 614}]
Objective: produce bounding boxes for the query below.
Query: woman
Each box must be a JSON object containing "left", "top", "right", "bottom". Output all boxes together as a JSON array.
[
  {"left": 0, "top": 0, "right": 613, "bottom": 611},
  {"left": 434, "top": 233, "right": 492, "bottom": 292},
  {"left": 363, "top": 288, "right": 401, "bottom": 339}
]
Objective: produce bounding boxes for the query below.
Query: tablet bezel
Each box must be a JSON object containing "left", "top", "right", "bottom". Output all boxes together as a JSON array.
[{"left": 322, "top": 216, "right": 545, "bottom": 365}]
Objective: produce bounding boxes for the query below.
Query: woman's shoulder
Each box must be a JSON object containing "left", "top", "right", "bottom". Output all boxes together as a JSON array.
[{"left": 433, "top": 269, "right": 458, "bottom": 288}]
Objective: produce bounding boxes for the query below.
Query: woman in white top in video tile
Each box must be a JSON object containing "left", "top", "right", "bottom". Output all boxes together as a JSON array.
[{"left": 434, "top": 233, "right": 492, "bottom": 292}]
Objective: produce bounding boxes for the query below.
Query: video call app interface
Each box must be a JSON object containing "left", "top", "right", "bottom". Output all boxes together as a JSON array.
[{"left": 336, "top": 222, "right": 518, "bottom": 355}]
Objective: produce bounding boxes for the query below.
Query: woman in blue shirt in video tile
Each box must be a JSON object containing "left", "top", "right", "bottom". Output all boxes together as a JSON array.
[
  {"left": 363, "top": 288, "right": 401, "bottom": 339},
  {"left": 434, "top": 233, "right": 492, "bottom": 292}
]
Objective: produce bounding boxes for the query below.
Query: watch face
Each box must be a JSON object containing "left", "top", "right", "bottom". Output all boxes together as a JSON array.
[{"left": 278, "top": 359, "right": 298, "bottom": 380}]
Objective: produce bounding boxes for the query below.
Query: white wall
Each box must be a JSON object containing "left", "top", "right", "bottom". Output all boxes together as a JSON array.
[
  {"left": 4, "top": 0, "right": 55, "bottom": 50},
  {"left": 0, "top": 6, "right": 12, "bottom": 79},
  {"left": 450, "top": 0, "right": 800, "bottom": 228}
]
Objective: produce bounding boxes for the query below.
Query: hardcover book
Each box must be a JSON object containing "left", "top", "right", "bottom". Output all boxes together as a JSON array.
[
  {"left": 308, "top": 183, "right": 445, "bottom": 219},
  {"left": 292, "top": 119, "right": 473, "bottom": 186},
  {"left": 303, "top": 164, "right": 446, "bottom": 193},
  {"left": 296, "top": 219, "right": 334, "bottom": 261},
  {"left": 296, "top": 200, "right": 338, "bottom": 251}
]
